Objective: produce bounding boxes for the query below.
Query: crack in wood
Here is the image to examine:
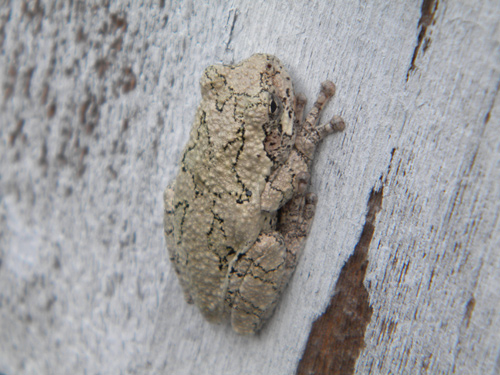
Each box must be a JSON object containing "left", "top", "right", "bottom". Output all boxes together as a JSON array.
[
  {"left": 296, "top": 185, "right": 383, "bottom": 375},
  {"left": 406, "top": 0, "right": 439, "bottom": 80}
]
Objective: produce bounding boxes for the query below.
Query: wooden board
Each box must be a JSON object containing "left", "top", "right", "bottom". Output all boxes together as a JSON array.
[{"left": 0, "top": 1, "right": 498, "bottom": 374}]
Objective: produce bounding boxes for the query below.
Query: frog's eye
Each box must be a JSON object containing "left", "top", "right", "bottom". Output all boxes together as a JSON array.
[
  {"left": 270, "top": 99, "right": 277, "bottom": 114},
  {"left": 268, "top": 94, "right": 283, "bottom": 119}
]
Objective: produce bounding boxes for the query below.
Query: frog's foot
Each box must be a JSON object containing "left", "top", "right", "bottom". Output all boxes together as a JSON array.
[{"left": 295, "top": 81, "right": 345, "bottom": 160}]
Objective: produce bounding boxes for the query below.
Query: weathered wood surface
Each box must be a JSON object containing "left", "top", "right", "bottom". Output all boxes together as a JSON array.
[{"left": 0, "top": 1, "right": 498, "bottom": 374}]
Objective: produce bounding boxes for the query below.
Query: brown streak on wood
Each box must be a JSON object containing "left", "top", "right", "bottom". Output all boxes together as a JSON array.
[
  {"left": 464, "top": 296, "right": 475, "bottom": 328},
  {"left": 484, "top": 78, "right": 500, "bottom": 124},
  {"left": 427, "top": 267, "right": 435, "bottom": 290},
  {"left": 110, "top": 36, "right": 123, "bottom": 52},
  {"left": 39, "top": 140, "right": 48, "bottom": 171},
  {"left": 76, "top": 25, "right": 87, "bottom": 43},
  {"left": 47, "top": 102, "right": 57, "bottom": 118},
  {"left": 296, "top": 186, "right": 383, "bottom": 375},
  {"left": 95, "top": 58, "right": 109, "bottom": 78},
  {"left": 121, "top": 67, "right": 137, "bottom": 93},
  {"left": 110, "top": 12, "right": 127, "bottom": 33},
  {"left": 4, "top": 64, "right": 17, "bottom": 101},
  {"left": 8, "top": 120, "right": 24, "bottom": 146},
  {"left": 406, "top": 0, "right": 439, "bottom": 80},
  {"left": 22, "top": 66, "right": 35, "bottom": 97},
  {"left": 40, "top": 82, "right": 49, "bottom": 104}
]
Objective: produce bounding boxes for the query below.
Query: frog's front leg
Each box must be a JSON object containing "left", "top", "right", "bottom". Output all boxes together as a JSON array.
[
  {"left": 261, "top": 81, "right": 345, "bottom": 212},
  {"left": 226, "top": 183, "right": 317, "bottom": 334}
]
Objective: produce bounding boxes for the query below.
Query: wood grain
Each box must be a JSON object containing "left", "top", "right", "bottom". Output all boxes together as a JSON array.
[{"left": 0, "top": 1, "right": 498, "bottom": 374}]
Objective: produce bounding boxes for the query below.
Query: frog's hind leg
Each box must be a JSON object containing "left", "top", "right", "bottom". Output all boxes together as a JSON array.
[
  {"left": 226, "top": 232, "right": 288, "bottom": 334},
  {"left": 227, "top": 181, "right": 318, "bottom": 334},
  {"left": 276, "top": 176, "right": 318, "bottom": 285}
]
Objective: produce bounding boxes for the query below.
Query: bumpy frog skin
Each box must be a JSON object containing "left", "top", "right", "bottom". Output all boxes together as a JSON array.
[{"left": 164, "top": 54, "right": 345, "bottom": 334}]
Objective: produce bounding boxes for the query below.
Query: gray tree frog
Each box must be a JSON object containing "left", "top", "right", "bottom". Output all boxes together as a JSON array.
[{"left": 164, "top": 54, "right": 345, "bottom": 334}]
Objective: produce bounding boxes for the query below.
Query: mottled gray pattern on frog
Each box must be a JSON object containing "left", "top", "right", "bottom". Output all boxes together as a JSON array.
[{"left": 164, "top": 54, "right": 345, "bottom": 334}]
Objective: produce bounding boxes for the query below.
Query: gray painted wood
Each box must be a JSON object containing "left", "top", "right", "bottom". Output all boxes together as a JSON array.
[{"left": 0, "top": 1, "right": 498, "bottom": 374}]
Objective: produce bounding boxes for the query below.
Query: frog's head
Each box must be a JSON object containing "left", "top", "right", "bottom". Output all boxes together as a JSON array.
[
  {"left": 239, "top": 54, "right": 296, "bottom": 166},
  {"left": 199, "top": 54, "right": 296, "bottom": 166}
]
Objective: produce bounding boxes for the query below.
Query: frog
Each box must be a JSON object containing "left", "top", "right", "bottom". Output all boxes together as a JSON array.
[{"left": 163, "top": 54, "right": 345, "bottom": 334}]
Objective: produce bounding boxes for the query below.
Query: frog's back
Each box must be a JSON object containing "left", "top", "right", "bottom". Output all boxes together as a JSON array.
[{"left": 169, "top": 54, "right": 294, "bottom": 321}]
